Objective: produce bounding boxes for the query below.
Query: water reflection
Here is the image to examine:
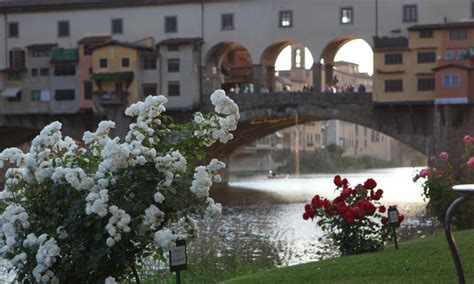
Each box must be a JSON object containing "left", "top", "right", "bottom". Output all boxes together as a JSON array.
[{"left": 211, "top": 167, "right": 428, "bottom": 265}]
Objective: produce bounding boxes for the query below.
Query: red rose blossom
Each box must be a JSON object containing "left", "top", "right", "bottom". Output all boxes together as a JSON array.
[
  {"left": 364, "top": 178, "right": 377, "bottom": 190},
  {"left": 303, "top": 212, "right": 310, "bottom": 220},
  {"left": 381, "top": 217, "right": 388, "bottom": 225},
  {"left": 379, "top": 205, "right": 386, "bottom": 213},
  {"left": 334, "top": 175, "right": 343, "bottom": 187}
]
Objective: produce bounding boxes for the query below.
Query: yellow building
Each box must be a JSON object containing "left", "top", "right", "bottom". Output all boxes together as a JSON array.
[
  {"left": 373, "top": 30, "right": 442, "bottom": 103},
  {"left": 90, "top": 40, "right": 154, "bottom": 107}
]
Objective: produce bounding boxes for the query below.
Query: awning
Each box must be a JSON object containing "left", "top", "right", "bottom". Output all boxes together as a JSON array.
[
  {"left": 40, "top": 90, "right": 50, "bottom": 101},
  {"left": 50, "top": 48, "right": 78, "bottom": 63},
  {"left": 2, "top": 87, "right": 21, "bottom": 98}
]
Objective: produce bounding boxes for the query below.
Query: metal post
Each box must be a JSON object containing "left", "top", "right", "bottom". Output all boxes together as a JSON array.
[
  {"left": 391, "top": 226, "right": 398, "bottom": 250},
  {"left": 176, "top": 270, "right": 181, "bottom": 284},
  {"left": 444, "top": 196, "right": 467, "bottom": 284}
]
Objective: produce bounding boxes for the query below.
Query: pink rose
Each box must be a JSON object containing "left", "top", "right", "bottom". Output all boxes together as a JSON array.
[
  {"left": 419, "top": 168, "right": 432, "bottom": 178},
  {"left": 467, "top": 157, "right": 474, "bottom": 168},
  {"left": 429, "top": 156, "right": 436, "bottom": 162},
  {"left": 439, "top": 152, "right": 449, "bottom": 161},
  {"left": 464, "top": 135, "right": 473, "bottom": 144}
]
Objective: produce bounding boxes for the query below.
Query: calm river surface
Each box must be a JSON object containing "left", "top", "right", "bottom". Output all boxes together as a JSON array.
[{"left": 211, "top": 167, "right": 428, "bottom": 265}]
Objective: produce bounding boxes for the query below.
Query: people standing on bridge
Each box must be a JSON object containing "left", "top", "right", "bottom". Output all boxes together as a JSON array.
[{"left": 358, "top": 84, "right": 366, "bottom": 93}]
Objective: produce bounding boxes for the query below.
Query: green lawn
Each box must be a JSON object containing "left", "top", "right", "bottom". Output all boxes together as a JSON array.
[{"left": 223, "top": 230, "right": 474, "bottom": 284}]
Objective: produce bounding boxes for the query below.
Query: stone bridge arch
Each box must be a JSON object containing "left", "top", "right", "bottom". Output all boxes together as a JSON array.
[
  {"left": 208, "top": 92, "right": 433, "bottom": 160},
  {"left": 0, "top": 112, "right": 100, "bottom": 149}
]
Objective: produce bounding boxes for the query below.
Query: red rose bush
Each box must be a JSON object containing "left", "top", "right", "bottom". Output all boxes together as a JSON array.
[{"left": 303, "top": 176, "right": 403, "bottom": 255}]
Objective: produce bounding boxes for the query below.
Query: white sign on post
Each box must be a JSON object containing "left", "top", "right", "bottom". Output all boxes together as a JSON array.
[{"left": 169, "top": 240, "right": 187, "bottom": 272}]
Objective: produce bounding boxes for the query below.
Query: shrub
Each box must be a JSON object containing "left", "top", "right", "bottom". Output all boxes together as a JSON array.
[
  {"left": 0, "top": 90, "right": 239, "bottom": 283},
  {"left": 303, "top": 176, "right": 403, "bottom": 255}
]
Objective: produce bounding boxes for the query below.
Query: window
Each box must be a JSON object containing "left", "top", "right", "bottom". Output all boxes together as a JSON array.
[
  {"left": 54, "top": 89, "right": 75, "bottom": 100},
  {"left": 384, "top": 53, "right": 402, "bottom": 64},
  {"left": 340, "top": 7, "right": 353, "bottom": 24},
  {"left": 445, "top": 50, "right": 455, "bottom": 60},
  {"left": 84, "top": 81, "right": 93, "bottom": 100},
  {"left": 442, "top": 74, "right": 460, "bottom": 88},
  {"left": 8, "top": 72, "right": 21, "bottom": 81},
  {"left": 31, "top": 90, "right": 41, "bottom": 102},
  {"left": 168, "top": 81, "right": 180, "bottom": 96},
  {"left": 54, "top": 64, "right": 76, "bottom": 76},
  {"left": 168, "top": 59, "right": 180, "bottom": 73},
  {"left": 295, "top": 48, "right": 302, "bottom": 68},
  {"left": 8, "top": 22, "right": 18, "bottom": 38},
  {"left": 32, "top": 50, "right": 51, "bottom": 57},
  {"left": 100, "top": 58, "right": 108, "bottom": 68},
  {"left": 279, "top": 11, "right": 292, "bottom": 28},
  {"left": 384, "top": 79, "right": 403, "bottom": 92},
  {"left": 419, "top": 30, "right": 433, "bottom": 38},
  {"left": 143, "top": 57, "right": 157, "bottom": 70},
  {"left": 40, "top": 68, "right": 49, "bottom": 76},
  {"left": 472, "top": 0, "right": 474, "bottom": 18},
  {"left": 31, "top": 69, "right": 38, "bottom": 77},
  {"left": 403, "top": 5, "right": 417, "bottom": 22},
  {"left": 7, "top": 91, "right": 21, "bottom": 102},
  {"left": 417, "top": 78, "right": 435, "bottom": 91},
  {"left": 9, "top": 50, "right": 25, "bottom": 68},
  {"left": 450, "top": 30, "right": 467, "bottom": 40},
  {"left": 143, "top": 84, "right": 158, "bottom": 97},
  {"left": 111, "top": 18, "right": 123, "bottom": 34},
  {"left": 58, "top": 21, "right": 70, "bottom": 37},
  {"left": 222, "top": 14, "right": 234, "bottom": 30},
  {"left": 122, "top": 58, "right": 130, "bottom": 68},
  {"left": 417, "top": 51, "right": 436, "bottom": 63},
  {"left": 165, "top": 16, "right": 177, "bottom": 33}
]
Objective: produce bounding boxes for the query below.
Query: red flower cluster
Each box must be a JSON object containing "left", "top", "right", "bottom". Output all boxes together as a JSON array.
[{"left": 303, "top": 176, "right": 403, "bottom": 227}]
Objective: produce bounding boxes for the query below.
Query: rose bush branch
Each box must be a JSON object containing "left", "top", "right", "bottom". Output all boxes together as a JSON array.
[{"left": 0, "top": 90, "right": 239, "bottom": 283}]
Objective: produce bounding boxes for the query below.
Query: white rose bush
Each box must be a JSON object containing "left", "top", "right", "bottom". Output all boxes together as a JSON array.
[{"left": 0, "top": 90, "right": 239, "bottom": 283}]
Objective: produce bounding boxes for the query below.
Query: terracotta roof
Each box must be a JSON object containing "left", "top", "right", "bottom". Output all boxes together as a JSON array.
[
  {"left": 26, "top": 43, "right": 57, "bottom": 49},
  {"left": 78, "top": 35, "right": 112, "bottom": 44},
  {"left": 408, "top": 21, "right": 474, "bottom": 31},
  {"left": 432, "top": 63, "right": 474, "bottom": 71},
  {"left": 92, "top": 40, "right": 154, "bottom": 51},
  {"left": 157, "top": 37, "right": 203, "bottom": 46}
]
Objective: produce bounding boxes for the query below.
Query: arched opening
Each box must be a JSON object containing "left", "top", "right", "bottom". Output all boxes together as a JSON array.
[
  {"left": 260, "top": 40, "right": 315, "bottom": 92},
  {"left": 203, "top": 41, "right": 253, "bottom": 94},
  {"left": 320, "top": 37, "right": 373, "bottom": 93}
]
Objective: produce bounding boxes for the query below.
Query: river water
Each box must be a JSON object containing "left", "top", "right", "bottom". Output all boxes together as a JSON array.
[{"left": 211, "top": 167, "right": 430, "bottom": 265}]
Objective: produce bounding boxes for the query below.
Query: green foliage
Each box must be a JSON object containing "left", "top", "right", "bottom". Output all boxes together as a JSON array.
[{"left": 224, "top": 229, "right": 474, "bottom": 284}]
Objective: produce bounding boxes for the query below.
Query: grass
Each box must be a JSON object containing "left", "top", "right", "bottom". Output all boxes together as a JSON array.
[{"left": 223, "top": 229, "right": 474, "bottom": 283}]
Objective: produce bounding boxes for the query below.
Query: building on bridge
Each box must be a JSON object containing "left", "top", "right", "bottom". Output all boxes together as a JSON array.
[
  {"left": 0, "top": 0, "right": 473, "bottom": 115},
  {"left": 373, "top": 20, "right": 474, "bottom": 105}
]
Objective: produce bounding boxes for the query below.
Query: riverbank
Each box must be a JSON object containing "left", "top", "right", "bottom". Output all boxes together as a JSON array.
[{"left": 223, "top": 229, "right": 474, "bottom": 283}]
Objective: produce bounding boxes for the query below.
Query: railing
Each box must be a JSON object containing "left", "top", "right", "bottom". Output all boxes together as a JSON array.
[{"left": 93, "top": 91, "right": 129, "bottom": 105}]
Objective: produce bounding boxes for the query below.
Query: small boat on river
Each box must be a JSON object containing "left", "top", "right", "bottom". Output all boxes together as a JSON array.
[{"left": 267, "top": 171, "right": 289, "bottom": 179}]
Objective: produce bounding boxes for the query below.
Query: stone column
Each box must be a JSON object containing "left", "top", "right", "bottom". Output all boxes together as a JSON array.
[
  {"left": 252, "top": 64, "right": 263, "bottom": 93},
  {"left": 312, "top": 62, "right": 322, "bottom": 91},
  {"left": 266, "top": 65, "right": 276, "bottom": 92},
  {"left": 325, "top": 63, "right": 334, "bottom": 87}
]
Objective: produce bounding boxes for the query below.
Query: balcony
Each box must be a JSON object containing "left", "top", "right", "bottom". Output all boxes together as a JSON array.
[{"left": 93, "top": 91, "right": 129, "bottom": 105}]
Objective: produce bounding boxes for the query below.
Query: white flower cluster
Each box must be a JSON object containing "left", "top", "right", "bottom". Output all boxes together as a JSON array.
[
  {"left": 193, "top": 89, "right": 240, "bottom": 145},
  {"left": 105, "top": 276, "right": 118, "bottom": 284},
  {"left": 154, "top": 228, "right": 176, "bottom": 252},
  {"left": 30, "top": 122, "right": 63, "bottom": 150},
  {"left": 190, "top": 166, "right": 212, "bottom": 199},
  {"left": 143, "top": 205, "right": 165, "bottom": 231},
  {"left": 0, "top": 205, "right": 29, "bottom": 255},
  {"left": 125, "top": 95, "right": 167, "bottom": 143},
  {"left": 205, "top": 198, "right": 222, "bottom": 219},
  {"left": 51, "top": 167, "right": 94, "bottom": 191},
  {"left": 105, "top": 206, "right": 131, "bottom": 247},
  {"left": 85, "top": 190, "right": 109, "bottom": 217},
  {"left": 33, "top": 237, "right": 60, "bottom": 283},
  {"left": 83, "top": 120, "right": 116, "bottom": 147},
  {"left": 206, "top": 159, "right": 226, "bottom": 183}
]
